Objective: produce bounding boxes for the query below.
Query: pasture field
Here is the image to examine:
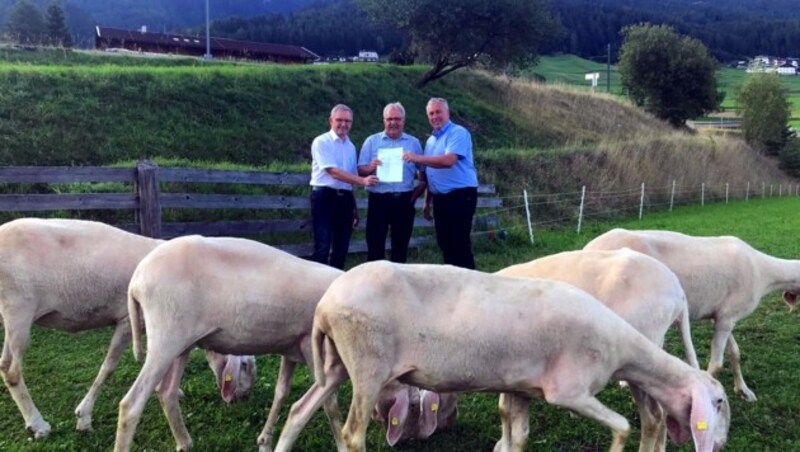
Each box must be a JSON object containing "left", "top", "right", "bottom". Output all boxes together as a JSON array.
[
  {"left": 2, "top": 197, "right": 800, "bottom": 451},
  {"left": 533, "top": 55, "right": 800, "bottom": 128}
]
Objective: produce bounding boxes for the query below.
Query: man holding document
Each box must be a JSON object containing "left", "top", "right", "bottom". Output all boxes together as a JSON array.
[{"left": 358, "top": 102, "right": 425, "bottom": 262}]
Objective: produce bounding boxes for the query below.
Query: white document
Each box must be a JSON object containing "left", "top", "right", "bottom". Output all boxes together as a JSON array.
[{"left": 376, "top": 147, "right": 404, "bottom": 183}]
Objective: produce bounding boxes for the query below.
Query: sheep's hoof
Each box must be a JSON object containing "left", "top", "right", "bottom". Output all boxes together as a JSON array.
[
  {"left": 258, "top": 444, "right": 273, "bottom": 452},
  {"left": 27, "top": 420, "right": 51, "bottom": 439},
  {"left": 75, "top": 416, "right": 93, "bottom": 432},
  {"left": 737, "top": 387, "right": 757, "bottom": 402}
]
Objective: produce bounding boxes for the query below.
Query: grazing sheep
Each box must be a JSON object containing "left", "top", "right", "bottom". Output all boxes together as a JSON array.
[
  {"left": 372, "top": 382, "right": 458, "bottom": 446},
  {"left": 585, "top": 228, "right": 800, "bottom": 401},
  {"left": 273, "top": 262, "right": 729, "bottom": 452},
  {"left": 114, "top": 235, "right": 347, "bottom": 452},
  {"left": 0, "top": 218, "right": 255, "bottom": 438},
  {"left": 496, "top": 248, "right": 699, "bottom": 452}
]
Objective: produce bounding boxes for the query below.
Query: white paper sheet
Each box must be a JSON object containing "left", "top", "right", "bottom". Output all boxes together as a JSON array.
[{"left": 376, "top": 147, "right": 404, "bottom": 183}]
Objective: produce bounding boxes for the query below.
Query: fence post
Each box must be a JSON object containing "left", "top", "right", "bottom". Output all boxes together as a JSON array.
[
  {"left": 746, "top": 182, "right": 750, "bottom": 201},
  {"left": 770, "top": 184, "right": 774, "bottom": 197},
  {"left": 780, "top": 185, "right": 783, "bottom": 197},
  {"left": 670, "top": 180, "right": 676, "bottom": 212},
  {"left": 639, "top": 182, "right": 645, "bottom": 220},
  {"left": 523, "top": 189, "right": 534, "bottom": 244},
  {"left": 136, "top": 160, "right": 162, "bottom": 238},
  {"left": 701, "top": 183, "right": 705, "bottom": 207},
  {"left": 577, "top": 185, "right": 586, "bottom": 233},
  {"left": 725, "top": 183, "right": 729, "bottom": 203},
  {"left": 762, "top": 182, "right": 766, "bottom": 199}
]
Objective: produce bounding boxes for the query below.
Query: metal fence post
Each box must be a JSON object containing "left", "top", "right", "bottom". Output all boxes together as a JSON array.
[
  {"left": 577, "top": 185, "right": 586, "bottom": 233},
  {"left": 725, "top": 183, "right": 729, "bottom": 203},
  {"left": 136, "top": 160, "right": 162, "bottom": 238},
  {"left": 523, "top": 189, "right": 534, "bottom": 244},
  {"left": 746, "top": 182, "right": 750, "bottom": 201},
  {"left": 701, "top": 183, "right": 705, "bottom": 207},
  {"left": 670, "top": 180, "right": 676, "bottom": 212},
  {"left": 639, "top": 183, "right": 645, "bottom": 220}
]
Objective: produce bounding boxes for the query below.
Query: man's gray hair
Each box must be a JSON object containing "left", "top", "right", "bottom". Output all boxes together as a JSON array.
[
  {"left": 383, "top": 102, "right": 406, "bottom": 118},
  {"left": 330, "top": 104, "right": 353, "bottom": 117},
  {"left": 426, "top": 97, "right": 449, "bottom": 111}
]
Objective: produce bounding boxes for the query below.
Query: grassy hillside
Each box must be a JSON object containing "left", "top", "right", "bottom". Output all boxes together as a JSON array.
[{"left": 0, "top": 48, "right": 793, "bottom": 200}]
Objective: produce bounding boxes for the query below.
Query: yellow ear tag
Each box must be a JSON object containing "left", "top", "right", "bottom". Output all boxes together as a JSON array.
[
  {"left": 696, "top": 420, "right": 708, "bottom": 431},
  {"left": 430, "top": 403, "right": 439, "bottom": 412},
  {"left": 391, "top": 417, "right": 400, "bottom": 426},
  {"left": 225, "top": 373, "right": 233, "bottom": 382}
]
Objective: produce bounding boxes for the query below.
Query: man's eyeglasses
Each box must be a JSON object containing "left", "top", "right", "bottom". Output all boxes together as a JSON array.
[{"left": 384, "top": 117, "right": 404, "bottom": 122}]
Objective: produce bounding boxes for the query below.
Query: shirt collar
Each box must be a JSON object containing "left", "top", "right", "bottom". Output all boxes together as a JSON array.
[
  {"left": 328, "top": 129, "right": 349, "bottom": 143},
  {"left": 380, "top": 131, "right": 405, "bottom": 141},
  {"left": 432, "top": 121, "right": 452, "bottom": 138}
]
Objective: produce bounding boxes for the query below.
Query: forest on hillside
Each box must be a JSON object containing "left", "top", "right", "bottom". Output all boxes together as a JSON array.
[{"left": 1, "top": 0, "right": 798, "bottom": 60}]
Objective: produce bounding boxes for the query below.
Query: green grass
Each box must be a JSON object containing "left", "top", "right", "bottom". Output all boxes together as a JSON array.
[
  {"left": 528, "top": 54, "right": 624, "bottom": 95},
  {"left": 3, "top": 197, "right": 800, "bottom": 450}
]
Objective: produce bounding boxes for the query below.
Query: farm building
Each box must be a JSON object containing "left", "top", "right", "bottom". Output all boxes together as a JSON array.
[{"left": 94, "top": 26, "right": 319, "bottom": 64}]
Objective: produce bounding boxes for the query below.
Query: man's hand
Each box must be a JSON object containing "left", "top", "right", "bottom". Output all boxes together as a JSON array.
[
  {"left": 352, "top": 206, "right": 360, "bottom": 229},
  {"left": 402, "top": 152, "right": 421, "bottom": 164},
  {"left": 362, "top": 175, "right": 379, "bottom": 186},
  {"left": 423, "top": 202, "right": 433, "bottom": 221},
  {"left": 367, "top": 158, "right": 381, "bottom": 173}
]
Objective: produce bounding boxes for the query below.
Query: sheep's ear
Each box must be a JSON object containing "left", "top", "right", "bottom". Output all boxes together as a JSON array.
[
  {"left": 689, "top": 384, "right": 717, "bottom": 452},
  {"left": 783, "top": 291, "right": 797, "bottom": 312},
  {"left": 418, "top": 390, "right": 440, "bottom": 438},
  {"left": 219, "top": 356, "right": 241, "bottom": 403},
  {"left": 386, "top": 390, "right": 410, "bottom": 446}
]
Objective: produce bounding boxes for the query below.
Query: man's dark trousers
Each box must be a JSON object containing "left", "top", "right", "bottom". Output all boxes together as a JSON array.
[
  {"left": 310, "top": 187, "right": 355, "bottom": 269},
  {"left": 366, "top": 191, "right": 415, "bottom": 263},
  {"left": 432, "top": 187, "right": 478, "bottom": 269}
]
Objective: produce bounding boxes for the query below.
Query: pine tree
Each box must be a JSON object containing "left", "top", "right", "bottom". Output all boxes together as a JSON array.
[
  {"left": 45, "top": 0, "right": 73, "bottom": 48},
  {"left": 5, "top": 0, "right": 46, "bottom": 45}
]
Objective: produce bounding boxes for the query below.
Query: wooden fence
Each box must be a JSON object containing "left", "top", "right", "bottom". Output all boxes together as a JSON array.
[{"left": 0, "top": 161, "right": 502, "bottom": 256}]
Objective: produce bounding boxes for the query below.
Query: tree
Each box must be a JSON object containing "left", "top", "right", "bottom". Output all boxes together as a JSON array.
[
  {"left": 354, "top": 0, "right": 556, "bottom": 87},
  {"left": 618, "top": 24, "right": 720, "bottom": 127},
  {"left": 45, "top": 0, "right": 73, "bottom": 48},
  {"left": 5, "top": 0, "right": 46, "bottom": 44},
  {"left": 737, "top": 73, "right": 792, "bottom": 155}
]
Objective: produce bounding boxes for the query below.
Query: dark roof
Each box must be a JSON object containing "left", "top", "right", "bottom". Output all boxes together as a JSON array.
[{"left": 95, "top": 26, "right": 319, "bottom": 60}]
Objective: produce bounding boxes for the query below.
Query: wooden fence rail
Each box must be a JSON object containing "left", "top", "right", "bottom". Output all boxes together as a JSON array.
[{"left": 0, "top": 161, "right": 502, "bottom": 256}]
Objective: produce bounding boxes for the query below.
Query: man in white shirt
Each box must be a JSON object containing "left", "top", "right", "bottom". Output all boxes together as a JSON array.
[{"left": 309, "top": 104, "right": 378, "bottom": 269}]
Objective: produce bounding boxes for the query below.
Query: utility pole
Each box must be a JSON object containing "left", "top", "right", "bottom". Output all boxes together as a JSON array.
[
  {"left": 204, "top": 0, "right": 212, "bottom": 60},
  {"left": 606, "top": 43, "right": 611, "bottom": 93}
]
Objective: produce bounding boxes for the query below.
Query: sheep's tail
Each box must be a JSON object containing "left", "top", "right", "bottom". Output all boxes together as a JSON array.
[
  {"left": 312, "top": 322, "right": 327, "bottom": 387},
  {"left": 128, "top": 286, "right": 144, "bottom": 362}
]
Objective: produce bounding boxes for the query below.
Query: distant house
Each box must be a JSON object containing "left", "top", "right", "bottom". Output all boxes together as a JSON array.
[
  {"left": 94, "top": 26, "right": 319, "bottom": 64},
  {"left": 777, "top": 62, "right": 798, "bottom": 75},
  {"left": 356, "top": 50, "right": 379, "bottom": 62}
]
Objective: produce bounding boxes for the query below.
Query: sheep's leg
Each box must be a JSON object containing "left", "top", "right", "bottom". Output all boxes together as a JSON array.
[
  {"left": 76, "top": 321, "right": 131, "bottom": 431},
  {"left": 547, "top": 393, "right": 630, "bottom": 452},
  {"left": 0, "top": 310, "right": 50, "bottom": 438},
  {"left": 493, "top": 393, "right": 512, "bottom": 452},
  {"left": 320, "top": 384, "right": 345, "bottom": 452},
  {"left": 256, "top": 356, "right": 296, "bottom": 452},
  {"left": 507, "top": 394, "right": 531, "bottom": 452},
  {"left": 630, "top": 384, "right": 663, "bottom": 452},
  {"left": 114, "top": 344, "right": 186, "bottom": 451},
  {"left": 725, "top": 334, "right": 756, "bottom": 401},
  {"left": 677, "top": 309, "right": 700, "bottom": 369},
  {"left": 157, "top": 351, "right": 192, "bottom": 451},
  {"left": 272, "top": 368, "right": 348, "bottom": 452},
  {"left": 341, "top": 377, "right": 384, "bottom": 452}
]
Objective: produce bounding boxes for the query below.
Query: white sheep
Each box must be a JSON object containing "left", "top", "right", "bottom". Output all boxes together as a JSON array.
[
  {"left": 0, "top": 218, "right": 255, "bottom": 438},
  {"left": 585, "top": 227, "right": 800, "bottom": 401},
  {"left": 114, "top": 235, "right": 347, "bottom": 452},
  {"left": 273, "top": 262, "right": 730, "bottom": 452},
  {"left": 496, "top": 248, "right": 699, "bottom": 452}
]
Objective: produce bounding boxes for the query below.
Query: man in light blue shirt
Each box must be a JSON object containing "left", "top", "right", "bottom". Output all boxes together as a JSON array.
[
  {"left": 310, "top": 104, "right": 378, "bottom": 269},
  {"left": 358, "top": 102, "right": 425, "bottom": 262},
  {"left": 403, "top": 97, "right": 478, "bottom": 269}
]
